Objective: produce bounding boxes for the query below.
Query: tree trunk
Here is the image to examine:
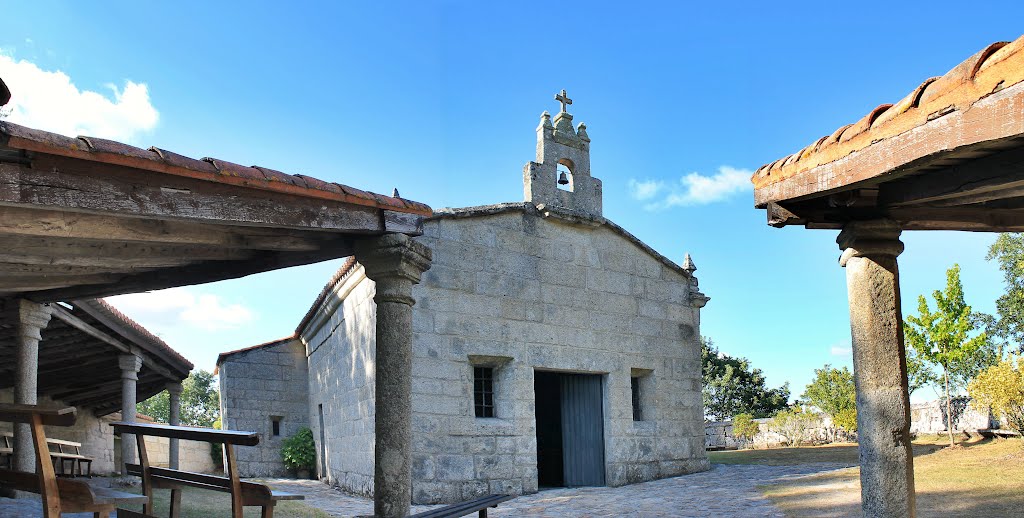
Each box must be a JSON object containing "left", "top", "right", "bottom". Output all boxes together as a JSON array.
[{"left": 944, "top": 368, "right": 955, "bottom": 447}]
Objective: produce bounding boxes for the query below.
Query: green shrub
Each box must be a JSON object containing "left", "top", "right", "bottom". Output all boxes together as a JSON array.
[
  {"left": 732, "top": 413, "right": 760, "bottom": 442},
  {"left": 281, "top": 427, "right": 316, "bottom": 472},
  {"left": 210, "top": 418, "right": 223, "bottom": 467}
]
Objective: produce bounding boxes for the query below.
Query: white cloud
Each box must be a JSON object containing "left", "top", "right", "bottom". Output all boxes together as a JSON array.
[
  {"left": 631, "top": 165, "right": 753, "bottom": 210},
  {"left": 628, "top": 179, "right": 664, "bottom": 201},
  {"left": 0, "top": 52, "right": 158, "bottom": 142},
  {"left": 106, "top": 287, "right": 253, "bottom": 332}
]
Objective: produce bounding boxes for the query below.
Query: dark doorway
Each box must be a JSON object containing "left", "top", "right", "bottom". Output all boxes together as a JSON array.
[
  {"left": 534, "top": 371, "right": 606, "bottom": 488},
  {"left": 318, "top": 404, "right": 326, "bottom": 478}
]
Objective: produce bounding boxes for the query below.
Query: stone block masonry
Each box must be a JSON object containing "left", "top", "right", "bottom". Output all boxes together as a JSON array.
[{"left": 218, "top": 337, "right": 309, "bottom": 477}]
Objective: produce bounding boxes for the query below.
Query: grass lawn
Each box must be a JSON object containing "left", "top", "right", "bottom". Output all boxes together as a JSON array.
[
  {"left": 713, "top": 435, "right": 1024, "bottom": 516},
  {"left": 116, "top": 485, "right": 331, "bottom": 518}
]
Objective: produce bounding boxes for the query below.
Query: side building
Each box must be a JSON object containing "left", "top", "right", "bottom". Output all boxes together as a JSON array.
[{"left": 218, "top": 94, "right": 711, "bottom": 503}]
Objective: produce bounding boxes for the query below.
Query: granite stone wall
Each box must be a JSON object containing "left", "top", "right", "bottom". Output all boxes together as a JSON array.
[
  {"left": 218, "top": 338, "right": 309, "bottom": 477},
  {"left": 303, "top": 267, "right": 378, "bottom": 496},
  {"left": 403, "top": 210, "right": 708, "bottom": 504}
]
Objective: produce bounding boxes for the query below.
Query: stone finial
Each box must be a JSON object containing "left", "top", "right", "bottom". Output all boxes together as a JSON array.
[
  {"left": 577, "top": 122, "right": 590, "bottom": 142},
  {"left": 681, "top": 253, "right": 697, "bottom": 273},
  {"left": 392, "top": 188, "right": 401, "bottom": 198},
  {"left": 539, "top": 111, "right": 553, "bottom": 129}
]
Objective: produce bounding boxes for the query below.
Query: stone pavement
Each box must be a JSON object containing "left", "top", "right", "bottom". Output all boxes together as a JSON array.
[
  {"left": 262, "top": 462, "right": 855, "bottom": 517},
  {"left": 0, "top": 462, "right": 854, "bottom": 517}
]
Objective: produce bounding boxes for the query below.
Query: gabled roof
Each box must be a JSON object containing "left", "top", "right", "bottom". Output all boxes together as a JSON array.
[{"left": 216, "top": 335, "right": 297, "bottom": 367}]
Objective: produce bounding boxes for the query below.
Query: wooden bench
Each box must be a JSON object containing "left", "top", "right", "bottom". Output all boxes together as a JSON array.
[
  {"left": 111, "top": 421, "right": 302, "bottom": 518},
  {"left": 48, "top": 437, "right": 93, "bottom": 477},
  {"left": 410, "top": 494, "right": 514, "bottom": 518},
  {"left": 2, "top": 431, "right": 94, "bottom": 477},
  {"left": 0, "top": 403, "right": 146, "bottom": 518},
  {"left": 0, "top": 432, "right": 12, "bottom": 470}
]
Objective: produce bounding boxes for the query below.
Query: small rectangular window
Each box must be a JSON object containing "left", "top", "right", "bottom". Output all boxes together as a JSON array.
[
  {"left": 631, "top": 377, "right": 643, "bottom": 421},
  {"left": 271, "top": 416, "right": 282, "bottom": 436},
  {"left": 474, "top": 367, "right": 495, "bottom": 418}
]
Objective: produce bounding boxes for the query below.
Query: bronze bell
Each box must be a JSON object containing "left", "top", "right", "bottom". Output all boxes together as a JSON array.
[{"left": 557, "top": 171, "right": 569, "bottom": 185}]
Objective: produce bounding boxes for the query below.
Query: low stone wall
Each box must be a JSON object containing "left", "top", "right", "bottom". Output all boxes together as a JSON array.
[
  {"left": 113, "top": 435, "right": 217, "bottom": 473},
  {"left": 909, "top": 398, "right": 993, "bottom": 435},
  {"left": 705, "top": 416, "right": 846, "bottom": 450}
]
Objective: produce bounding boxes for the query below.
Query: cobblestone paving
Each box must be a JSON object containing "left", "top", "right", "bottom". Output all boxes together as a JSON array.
[
  {"left": 262, "top": 462, "right": 855, "bottom": 518},
  {"left": 0, "top": 463, "right": 854, "bottom": 517}
]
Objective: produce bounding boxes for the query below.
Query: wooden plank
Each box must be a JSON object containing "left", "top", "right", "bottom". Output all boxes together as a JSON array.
[
  {"left": 0, "top": 235, "right": 254, "bottom": 265},
  {"left": 31, "top": 413, "right": 61, "bottom": 517},
  {"left": 26, "top": 240, "right": 354, "bottom": 302},
  {"left": 0, "top": 205, "right": 331, "bottom": 251},
  {"left": 110, "top": 422, "right": 260, "bottom": 446},
  {"left": 878, "top": 146, "right": 1024, "bottom": 207},
  {"left": 0, "top": 161, "right": 384, "bottom": 232},
  {"left": 383, "top": 209, "right": 425, "bottom": 235},
  {"left": 225, "top": 444, "right": 243, "bottom": 518},
  {"left": 0, "top": 404, "right": 77, "bottom": 427},
  {"left": 136, "top": 432, "right": 154, "bottom": 515}
]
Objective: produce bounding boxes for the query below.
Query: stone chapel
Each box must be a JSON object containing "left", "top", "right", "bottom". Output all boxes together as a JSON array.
[{"left": 217, "top": 92, "right": 711, "bottom": 504}]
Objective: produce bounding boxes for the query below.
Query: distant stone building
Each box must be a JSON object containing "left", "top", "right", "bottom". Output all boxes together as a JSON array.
[{"left": 218, "top": 93, "right": 711, "bottom": 503}]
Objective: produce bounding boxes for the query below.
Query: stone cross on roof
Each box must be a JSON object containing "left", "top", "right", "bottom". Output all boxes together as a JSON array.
[{"left": 555, "top": 89, "right": 572, "bottom": 113}]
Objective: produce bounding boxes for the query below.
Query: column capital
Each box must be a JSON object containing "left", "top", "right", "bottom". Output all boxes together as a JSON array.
[
  {"left": 119, "top": 354, "right": 143, "bottom": 380},
  {"left": 837, "top": 219, "right": 904, "bottom": 267},
  {"left": 16, "top": 299, "right": 52, "bottom": 340},
  {"left": 165, "top": 382, "right": 183, "bottom": 396},
  {"left": 355, "top": 234, "right": 432, "bottom": 306}
]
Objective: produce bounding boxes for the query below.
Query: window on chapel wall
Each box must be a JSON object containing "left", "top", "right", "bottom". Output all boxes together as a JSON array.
[
  {"left": 630, "top": 368, "right": 654, "bottom": 422},
  {"left": 474, "top": 367, "right": 495, "bottom": 418},
  {"left": 631, "top": 376, "right": 643, "bottom": 421},
  {"left": 271, "top": 416, "right": 283, "bottom": 436}
]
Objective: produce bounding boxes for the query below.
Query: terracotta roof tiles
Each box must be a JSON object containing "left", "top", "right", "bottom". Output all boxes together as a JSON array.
[
  {"left": 753, "top": 34, "right": 1024, "bottom": 194},
  {"left": 0, "top": 120, "right": 431, "bottom": 216}
]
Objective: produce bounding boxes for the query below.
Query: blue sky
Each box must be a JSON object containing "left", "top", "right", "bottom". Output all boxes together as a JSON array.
[{"left": 3, "top": 2, "right": 1021, "bottom": 401}]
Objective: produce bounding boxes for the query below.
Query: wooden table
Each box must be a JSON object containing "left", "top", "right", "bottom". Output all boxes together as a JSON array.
[
  {"left": 111, "top": 421, "right": 301, "bottom": 518},
  {"left": 0, "top": 403, "right": 146, "bottom": 518}
]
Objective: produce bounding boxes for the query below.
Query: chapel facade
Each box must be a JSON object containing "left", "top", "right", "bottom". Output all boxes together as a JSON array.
[{"left": 218, "top": 92, "right": 710, "bottom": 504}]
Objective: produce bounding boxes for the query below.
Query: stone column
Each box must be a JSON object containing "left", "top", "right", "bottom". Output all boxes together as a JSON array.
[
  {"left": 167, "top": 382, "right": 183, "bottom": 469},
  {"left": 354, "top": 234, "right": 432, "bottom": 518},
  {"left": 13, "top": 299, "right": 52, "bottom": 473},
  {"left": 837, "top": 220, "right": 915, "bottom": 518},
  {"left": 119, "top": 353, "right": 143, "bottom": 475}
]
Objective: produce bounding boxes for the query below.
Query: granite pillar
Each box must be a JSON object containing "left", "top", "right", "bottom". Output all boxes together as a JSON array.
[
  {"left": 167, "top": 382, "right": 183, "bottom": 469},
  {"left": 838, "top": 220, "right": 915, "bottom": 518},
  {"left": 119, "top": 353, "right": 143, "bottom": 475},
  {"left": 13, "top": 299, "right": 52, "bottom": 473},
  {"left": 355, "top": 234, "right": 432, "bottom": 518}
]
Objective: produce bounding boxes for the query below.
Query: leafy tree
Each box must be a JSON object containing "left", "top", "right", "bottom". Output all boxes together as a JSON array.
[
  {"left": 986, "top": 234, "right": 1024, "bottom": 353},
  {"left": 769, "top": 407, "right": 818, "bottom": 447},
  {"left": 904, "top": 264, "right": 995, "bottom": 446},
  {"left": 801, "top": 365, "right": 857, "bottom": 437},
  {"left": 731, "top": 413, "right": 760, "bottom": 444},
  {"left": 137, "top": 369, "right": 220, "bottom": 428},
  {"left": 702, "top": 337, "right": 790, "bottom": 420},
  {"left": 968, "top": 355, "right": 1024, "bottom": 436}
]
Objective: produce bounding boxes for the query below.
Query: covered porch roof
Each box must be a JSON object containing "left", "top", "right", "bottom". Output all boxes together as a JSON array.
[
  {"left": 0, "top": 298, "right": 192, "bottom": 414},
  {"left": 752, "top": 35, "right": 1024, "bottom": 231},
  {"left": 0, "top": 117, "right": 431, "bottom": 303}
]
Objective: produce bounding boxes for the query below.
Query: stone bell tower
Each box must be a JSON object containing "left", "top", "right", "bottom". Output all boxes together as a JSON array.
[{"left": 524, "top": 90, "right": 603, "bottom": 218}]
